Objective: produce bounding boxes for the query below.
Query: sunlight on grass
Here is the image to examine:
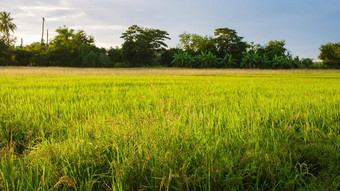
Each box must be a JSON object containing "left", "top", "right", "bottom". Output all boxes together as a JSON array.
[{"left": 0, "top": 68, "right": 339, "bottom": 190}]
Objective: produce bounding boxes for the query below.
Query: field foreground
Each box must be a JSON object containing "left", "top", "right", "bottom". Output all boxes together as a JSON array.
[{"left": 0, "top": 67, "right": 339, "bottom": 190}]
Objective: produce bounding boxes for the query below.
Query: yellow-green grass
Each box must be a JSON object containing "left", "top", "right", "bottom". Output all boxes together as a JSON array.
[
  {"left": 0, "top": 67, "right": 339, "bottom": 190},
  {"left": 1, "top": 66, "right": 340, "bottom": 76}
]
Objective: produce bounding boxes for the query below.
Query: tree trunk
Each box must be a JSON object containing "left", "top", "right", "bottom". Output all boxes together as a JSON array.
[
  {"left": 41, "top": 17, "right": 45, "bottom": 46},
  {"left": 46, "top": 29, "right": 49, "bottom": 52}
]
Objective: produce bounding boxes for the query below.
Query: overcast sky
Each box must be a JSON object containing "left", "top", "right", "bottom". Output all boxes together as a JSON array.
[{"left": 1, "top": 0, "right": 339, "bottom": 60}]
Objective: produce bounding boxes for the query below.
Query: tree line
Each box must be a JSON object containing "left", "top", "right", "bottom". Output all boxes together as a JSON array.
[{"left": 1, "top": 11, "right": 339, "bottom": 68}]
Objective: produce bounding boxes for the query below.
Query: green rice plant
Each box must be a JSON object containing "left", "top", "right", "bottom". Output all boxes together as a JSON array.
[{"left": 0, "top": 68, "right": 339, "bottom": 190}]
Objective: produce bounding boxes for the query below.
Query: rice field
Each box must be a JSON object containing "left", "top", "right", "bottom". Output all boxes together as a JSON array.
[{"left": 0, "top": 67, "right": 339, "bottom": 190}]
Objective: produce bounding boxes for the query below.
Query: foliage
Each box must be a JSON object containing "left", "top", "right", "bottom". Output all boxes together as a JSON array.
[
  {"left": 176, "top": 28, "right": 248, "bottom": 68},
  {"left": 0, "top": 11, "right": 17, "bottom": 45},
  {"left": 85, "top": 51, "right": 101, "bottom": 67},
  {"left": 98, "top": 53, "right": 110, "bottom": 67},
  {"left": 121, "top": 25, "right": 170, "bottom": 66},
  {"left": 45, "top": 50, "right": 78, "bottom": 67},
  {"left": 241, "top": 52, "right": 262, "bottom": 69},
  {"left": 11, "top": 48, "right": 33, "bottom": 66},
  {"left": 0, "top": 11, "right": 337, "bottom": 69},
  {"left": 195, "top": 51, "right": 221, "bottom": 68},
  {"left": 0, "top": 37, "right": 11, "bottom": 65},
  {"left": 160, "top": 48, "right": 183, "bottom": 67},
  {"left": 222, "top": 53, "right": 237, "bottom": 68},
  {"left": 171, "top": 52, "right": 195, "bottom": 67},
  {"left": 26, "top": 26, "right": 95, "bottom": 67},
  {"left": 240, "top": 41, "right": 315, "bottom": 69},
  {"left": 49, "top": 26, "right": 94, "bottom": 53},
  {"left": 272, "top": 55, "right": 293, "bottom": 69},
  {"left": 0, "top": 38, "right": 33, "bottom": 66},
  {"left": 177, "top": 28, "right": 247, "bottom": 65},
  {"left": 178, "top": 32, "right": 216, "bottom": 53},
  {"left": 107, "top": 46, "right": 123, "bottom": 65},
  {"left": 79, "top": 44, "right": 91, "bottom": 59},
  {"left": 294, "top": 57, "right": 314, "bottom": 69},
  {"left": 213, "top": 28, "right": 248, "bottom": 63},
  {"left": 172, "top": 51, "right": 235, "bottom": 68},
  {"left": 24, "top": 42, "right": 46, "bottom": 54},
  {"left": 31, "top": 53, "right": 50, "bottom": 66},
  {"left": 79, "top": 44, "right": 103, "bottom": 67},
  {"left": 263, "top": 40, "right": 287, "bottom": 60},
  {"left": 301, "top": 58, "right": 314, "bottom": 67},
  {"left": 242, "top": 54, "right": 270, "bottom": 69},
  {"left": 171, "top": 39, "right": 316, "bottom": 69},
  {"left": 319, "top": 42, "right": 340, "bottom": 68},
  {"left": 20, "top": 42, "right": 47, "bottom": 66},
  {"left": 309, "top": 62, "right": 327, "bottom": 69}
]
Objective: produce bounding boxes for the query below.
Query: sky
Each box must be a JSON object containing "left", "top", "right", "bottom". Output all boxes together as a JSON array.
[{"left": 1, "top": 0, "right": 340, "bottom": 60}]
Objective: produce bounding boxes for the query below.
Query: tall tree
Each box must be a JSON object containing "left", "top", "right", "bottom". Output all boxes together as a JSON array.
[
  {"left": 263, "top": 40, "right": 287, "bottom": 60},
  {"left": 0, "top": 11, "right": 17, "bottom": 45},
  {"left": 45, "top": 26, "right": 94, "bottom": 66},
  {"left": 213, "top": 28, "right": 247, "bottom": 64},
  {"left": 121, "top": 25, "right": 170, "bottom": 66},
  {"left": 0, "top": 36, "right": 11, "bottom": 65},
  {"left": 319, "top": 42, "right": 340, "bottom": 67},
  {"left": 178, "top": 32, "right": 216, "bottom": 53},
  {"left": 178, "top": 32, "right": 191, "bottom": 50},
  {"left": 49, "top": 26, "right": 94, "bottom": 52}
]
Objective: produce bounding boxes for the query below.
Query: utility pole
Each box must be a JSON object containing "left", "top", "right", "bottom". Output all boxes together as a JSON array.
[
  {"left": 20, "top": 38, "right": 23, "bottom": 48},
  {"left": 41, "top": 17, "right": 45, "bottom": 46},
  {"left": 46, "top": 29, "right": 49, "bottom": 52}
]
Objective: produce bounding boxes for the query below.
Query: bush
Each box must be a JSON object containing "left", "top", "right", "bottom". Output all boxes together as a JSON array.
[
  {"left": 222, "top": 53, "right": 238, "bottom": 68},
  {"left": 31, "top": 53, "right": 50, "bottom": 66},
  {"left": 79, "top": 45, "right": 103, "bottom": 67},
  {"left": 48, "top": 49, "right": 80, "bottom": 67},
  {"left": 171, "top": 52, "right": 195, "bottom": 67},
  {"left": 194, "top": 51, "right": 221, "bottom": 68},
  {"left": 272, "top": 55, "right": 294, "bottom": 69},
  {"left": 309, "top": 62, "right": 327, "bottom": 69},
  {"left": 0, "top": 39, "right": 11, "bottom": 66},
  {"left": 83, "top": 51, "right": 101, "bottom": 67},
  {"left": 99, "top": 53, "right": 110, "bottom": 67},
  {"left": 160, "top": 48, "right": 183, "bottom": 67},
  {"left": 113, "top": 62, "right": 130, "bottom": 68},
  {"left": 107, "top": 47, "right": 123, "bottom": 64},
  {"left": 11, "top": 49, "right": 33, "bottom": 66},
  {"left": 300, "top": 58, "right": 314, "bottom": 68}
]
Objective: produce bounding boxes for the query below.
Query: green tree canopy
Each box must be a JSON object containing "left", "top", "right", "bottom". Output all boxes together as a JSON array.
[
  {"left": 178, "top": 32, "right": 215, "bottom": 53},
  {"left": 178, "top": 32, "right": 191, "bottom": 51},
  {"left": 49, "top": 26, "right": 94, "bottom": 52},
  {"left": 213, "top": 28, "right": 247, "bottom": 63},
  {"left": 263, "top": 40, "right": 287, "bottom": 60},
  {"left": 0, "top": 11, "right": 17, "bottom": 45},
  {"left": 0, "top": 37, "right": 11, "bottom": 65},
  {"left": 121, "top": 25, "right": 170, "bottom": 66},
  {"left": 24, "top": 42, "right": 46, "bottom": 53},
  {"left": 107, "top": 46, "right": 123, "bottom": 64},
  {"left": 319, "top": 42, "right": 340, "bottom": 67}
]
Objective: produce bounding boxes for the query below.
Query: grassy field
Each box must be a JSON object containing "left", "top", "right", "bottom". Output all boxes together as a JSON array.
[{"left": 0, "top": 67, "right": 339, "bottom": 190}]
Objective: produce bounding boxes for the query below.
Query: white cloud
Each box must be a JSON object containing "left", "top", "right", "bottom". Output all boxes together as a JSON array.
[
  {"left": 20, "top": 6, "right": 72, "bottom": 11},
  {"left": 47, "top": 12, "right": 85, "bottom": 21},
  {"left": 86, "top": 25, "right": 127, "bottom": 31}
]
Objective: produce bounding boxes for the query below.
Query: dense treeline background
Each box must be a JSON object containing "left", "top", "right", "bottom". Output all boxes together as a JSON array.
[{"left": 1, "top": 11, "right": 339, "bottom": 69}]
